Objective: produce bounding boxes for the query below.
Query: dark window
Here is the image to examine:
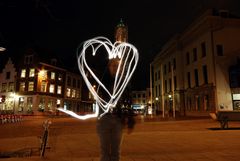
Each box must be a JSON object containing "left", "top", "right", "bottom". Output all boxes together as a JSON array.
[
  {"left": 72, "top": 78, "right": 76, "bottom": 87},
  {"left": 201, "top": 42, "right": 206, "bottom": 57},
  {"left": 194, "top": 69, "right": 199, "bottom": 87},
  {"left": 155, "top": 86, "right": 157, "bottom": 97},
  {"left": 133, "top": 94, "right": 136, "bottom": 98},
  {"left": 164, "top": 64, "right": 167, "bottom": 75},
  {"left": 186, "top": 52, "right": 190, "bottom": 65},
  {"left": 158, "top": 85, "right": 160, "bottom": 96},
  {"left": 77, "top": 80, "right": 81, "bottom": 88},
  {"left": 164, "top": 80, "right": 167, "bottom": 93},
  {"left": 6, "top": 72, "right": 10, "bottom": 79},
  {"left": 174, "top": 76, "right": 177, "bottom": 89},
  {"left": 173, "top": 58, "right": 176, "bottom": 70},
  {"left": 193, "top": 48, "right": 197, "bottom": 61},
  {"left": 216, "top": 45, "right": 223, "bottom": 56},
  {"left": 155, "top": 72, "right": 157, "bottom": 81},
  {"left": 158, "top": 70, "right": 160, "bottom": 80},
  {"left": 24, "top": 55, "right": 33, "bottom": 65},
  {"left": 168, "top": 62, "right": 171, "bottom": 73},
  {"left": 187, "top": 72, "right": 191, "bottom": 88},
  {"left": 169, "top": 78, "right": 172, "bottom": 91},
  {"left": 67, "top": 76, "right": 71, "bottom": 86},
  {"left": 203, "top": 65, "right": 208, "bottom": 84},
  {"left": 229, "top": 64, "right": 240, "bottom": 88}
]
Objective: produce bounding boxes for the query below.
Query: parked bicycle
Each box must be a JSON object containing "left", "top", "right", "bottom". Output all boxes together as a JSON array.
[{"left": 40, "top": 119, "right": 51, "bottom": 157}]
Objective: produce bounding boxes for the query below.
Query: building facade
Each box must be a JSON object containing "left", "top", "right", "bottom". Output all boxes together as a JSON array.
[
  {"left": 0, "top": 58, "right": 17, "bottom": 113},
  {"left": 131, "top": 88, "right": 151, "bottom": 114},
  {"left": 15, "top": 52, "right": 67, "bottom": 115},
  {"left": 0, "top": 49, "right": 85, "bottom": 115},
  {"left": 151, "top": 9, "right": 240, "bottom": 117}
]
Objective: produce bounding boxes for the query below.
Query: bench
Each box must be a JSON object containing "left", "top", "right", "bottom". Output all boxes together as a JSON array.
[{"left": 210, "top": 111, "right": 240, "bottom": 129}]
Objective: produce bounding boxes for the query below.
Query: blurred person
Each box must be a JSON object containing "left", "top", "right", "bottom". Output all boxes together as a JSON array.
[{"left": 96, "top": 58, "right": 135, "bottom": 161}]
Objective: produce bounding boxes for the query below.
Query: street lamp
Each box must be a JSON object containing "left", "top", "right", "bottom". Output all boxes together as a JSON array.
[
  {"left": 0, "top": 47, "right": 6, "bottom": 52},
  {"left": 0, "top": 32, "right": 6, "bottom": 52}
]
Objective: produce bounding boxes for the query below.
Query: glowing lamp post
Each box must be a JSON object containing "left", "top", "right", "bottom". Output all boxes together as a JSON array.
[{"left": 0, "top": 47, "right": 6, "bottom": 52}]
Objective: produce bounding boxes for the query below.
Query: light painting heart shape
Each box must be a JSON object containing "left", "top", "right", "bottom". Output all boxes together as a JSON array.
[{"left": 58, "top": 37, "right": 139, "bottom": 119}]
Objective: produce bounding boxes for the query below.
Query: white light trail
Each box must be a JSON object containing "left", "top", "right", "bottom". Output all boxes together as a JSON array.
[{"left": 58, "top": 36, "right": 139, "bottom": 120}]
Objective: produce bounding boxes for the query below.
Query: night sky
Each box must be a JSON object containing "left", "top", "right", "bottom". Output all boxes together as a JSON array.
[{"left": 1, "top": 0, "right": 240, "bottom": 90}]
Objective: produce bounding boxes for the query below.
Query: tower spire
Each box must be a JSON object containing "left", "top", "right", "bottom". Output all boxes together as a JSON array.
[{"left": 115, "top": 19, "right": 128, "bottom": 42}]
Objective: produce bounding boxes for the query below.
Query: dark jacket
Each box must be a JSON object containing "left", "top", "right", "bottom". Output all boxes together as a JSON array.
[{"left": 97, "top": 66, "right": 136, "bottom": 129}]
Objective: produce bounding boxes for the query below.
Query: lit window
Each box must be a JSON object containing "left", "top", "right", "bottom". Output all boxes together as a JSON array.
[
  {"left": 8, "top": 82, "right": 14, "bottom": 92},
  {"left": 39, "top": 70, "right": 47, "bottom": 80},
  {"left": 1, "top": 83, "right": 7, "bottom": 92},
  {"left": 28, "top": 81, "right": 34, "bottom": 91},
  {"left": 29, "top": 68, "right": 35, "bottom": 77},
  {"left": 41, "top": 80, "right": 47, "bottom": 92},
  {"left": 49, "top": 84, "right": 55, "bottom": 93},
  {"left": 66, "top": 88, "right": 71, "bottom": 97},
  {"left": 27, "top": 97, "right": 33, "bottom": 112},
  {"left": 58, "top": 74, "right": 62, "bottom": 81},
  {"left": 20, "top": 82, "right": 25, "bottom": 92},
  {"left": 21, "top": 69, "right": 26, "bottom": 78},
  {"left": 18, "top": 97, "right": 24, "bottom": 112},
  {"left": 51, "top": 72, "right": 55, "bottom": 80},
  {"left": 72, "top": 89, "right": 76, "bottom": 98},
  {"left": 57, "top": 99, "right": 61, "bottom": 105},
  {"left": 57, "top": 86, "right": 62, "bottom": 94},
  {"left": 48, "top": 99, "right": 54, "bottom": 111},
  {"left": 76, "top": 90, "right": 80, "bottom": 98}
]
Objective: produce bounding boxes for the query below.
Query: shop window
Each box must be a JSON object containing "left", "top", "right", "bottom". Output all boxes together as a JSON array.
[
  {"left": 8, "top": 82, "right": 14, "bottom": 92},
  {"left": 27, "top": 97, "right": 33, "bottom": 113},
  {"left": 1, "top": 83, "right": 7, "bottom": 92},
  {"left": 18, "top": 97, "right": 24, "bottom": 112},
  {"left": 39, "top": 97, "right": 45, "bottom": 112}
]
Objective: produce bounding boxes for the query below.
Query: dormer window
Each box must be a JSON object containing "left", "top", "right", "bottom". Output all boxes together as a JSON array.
[
  {"left": 24, "top": 55, "right": 34, "bottom": 65},
  {"left": 51, "top": 59, "right": 57, "bottom": 66}
]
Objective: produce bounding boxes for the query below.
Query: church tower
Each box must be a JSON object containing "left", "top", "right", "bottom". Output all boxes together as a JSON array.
[{"left": 115, "top": 19, "right": 128, "bottom": 42}]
